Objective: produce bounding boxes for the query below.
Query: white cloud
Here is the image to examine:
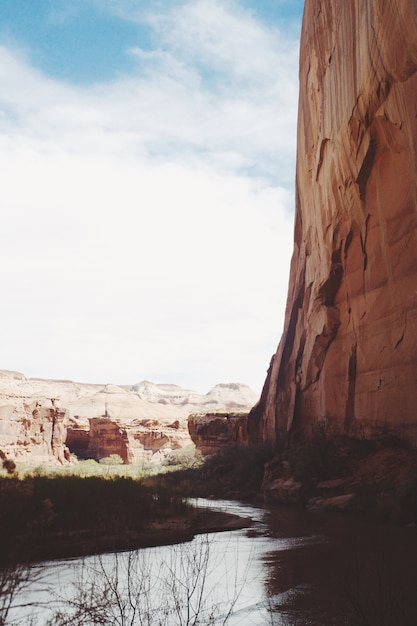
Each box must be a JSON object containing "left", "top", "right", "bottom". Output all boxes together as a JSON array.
[{"left": 0, "top": 0, "right": 299, "bottom": 392}]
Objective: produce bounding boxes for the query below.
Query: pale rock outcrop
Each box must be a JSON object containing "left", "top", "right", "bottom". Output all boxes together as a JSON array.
[
  {"left": 0, "top": 395, "right": 69, "bottom": 464},
  {"left": 249, "top": 0, "right": 417, "bottom": 446},
  {"left": 203, "top": 384, "right": 259, "bottom": 409}
]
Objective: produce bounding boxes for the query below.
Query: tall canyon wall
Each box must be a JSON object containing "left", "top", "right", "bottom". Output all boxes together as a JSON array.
[{"left": 249, "top": 0, "right": 417, "bottom": 446}]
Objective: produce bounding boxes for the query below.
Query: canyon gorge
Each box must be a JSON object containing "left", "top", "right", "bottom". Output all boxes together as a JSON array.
[{"left": 3, "top": 0, "right": 417, "bottom": 501}]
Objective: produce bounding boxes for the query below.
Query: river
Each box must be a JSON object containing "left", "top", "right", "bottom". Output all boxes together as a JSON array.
[{"left": 6, "top": 498, "right": 417, "bottom": 625}]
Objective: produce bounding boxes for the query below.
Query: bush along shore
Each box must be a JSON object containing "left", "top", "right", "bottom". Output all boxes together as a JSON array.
[{"left": 0, "top": 472, "right": 251, "bottom": 566}]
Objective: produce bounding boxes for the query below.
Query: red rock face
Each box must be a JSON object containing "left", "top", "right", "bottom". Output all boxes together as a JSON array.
[
  {"left": 87, "top": 418, "right": 130, "bottom": 464},
  {"left": 249, "top": 0, "right": 417, "bottom": 446},
  {"left": 188, "top": 413, "right": 249, "bottom": 456}
]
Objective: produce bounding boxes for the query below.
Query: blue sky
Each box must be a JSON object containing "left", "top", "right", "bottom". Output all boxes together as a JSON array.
[
  {"left": 0, "top": 1, "right": 303, "bottom": 83},
  {"left": 0, "top": 0, "right": 304, "bottom": 393}
]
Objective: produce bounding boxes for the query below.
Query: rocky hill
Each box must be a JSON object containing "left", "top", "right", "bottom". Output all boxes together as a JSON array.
[
  {"left": 249, "top": 0, "right": 417, "bottom": 447},
  {"left": 0, "top": 370, "right": 258, "bottom": 465}
]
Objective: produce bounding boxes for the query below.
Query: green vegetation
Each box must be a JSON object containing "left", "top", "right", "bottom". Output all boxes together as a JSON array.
[
  {"left": 98, "top": 453, "right": 124, "bottom": 465},
  {"left": 0, "top": 473, "right": 193, "bottom": 565},
  {"left": 10, "top": 449, "right": 203, "bottom": 481},
  {"left": 11, "top": 458, "right": 156, "bottom": 479}
]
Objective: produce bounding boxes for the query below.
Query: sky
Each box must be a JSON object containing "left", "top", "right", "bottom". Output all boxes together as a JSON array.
[{"left": 0, "top": 0, "right": 304, "bottom": 394}]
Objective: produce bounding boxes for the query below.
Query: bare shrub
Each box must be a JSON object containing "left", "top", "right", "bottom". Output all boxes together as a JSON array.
[
  {"left": 0, "top": 563, "right": 40, "bottom": 626},
  {"left": 163, "top": 445, "right": 203, "bottom": 470},
  {"left": 46, "top": 535, "right": 248, "bottom": 626}
]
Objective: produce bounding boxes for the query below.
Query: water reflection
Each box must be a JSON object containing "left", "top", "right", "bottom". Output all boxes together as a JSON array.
[
  {"left": 263, "top": 506, "right": 417, "bottom": 625},
  {"left": 5, "top": 501, "right": 417, "bottom": 625}
]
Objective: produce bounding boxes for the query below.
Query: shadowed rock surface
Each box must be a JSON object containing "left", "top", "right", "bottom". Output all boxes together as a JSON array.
[{"left": 249, "top": 0, "right": 417, "bottom": 447}]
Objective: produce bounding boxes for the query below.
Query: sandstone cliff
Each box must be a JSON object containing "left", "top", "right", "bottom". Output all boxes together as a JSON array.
[
  {"left": 0, "top": 371, "right": 70, "bottom": 464},
  {"left": 188, "top": 412, "right": 249, "bottom": 455},
  {"left": 249, "top": 0, "right": 417, "bottom": 446}
]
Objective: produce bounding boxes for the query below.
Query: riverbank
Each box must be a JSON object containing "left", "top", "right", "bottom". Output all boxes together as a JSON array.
[
  {"left": 155, "top": 438, "right": 417, "bottom": 526},
  {"left": 0, "top": 472, "right": 254, "bottom": 565},
  {"left": 17, "top": 507, "right": 253, "bottom": 564},
  {"left": 4, "top": 437, "right": 417, "bottom": 566},
  {"left": 261, "top": 436, "right": 417, "bottom": 524}
]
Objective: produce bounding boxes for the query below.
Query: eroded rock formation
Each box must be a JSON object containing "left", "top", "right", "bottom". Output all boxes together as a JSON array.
[
  {"left": 0, "top": 371, "right": 258, "bottom": 464},
  {"left": 0, "top": 371, "right": 70, "bottom": 464},
  {"left": 249, "top": 0, "right": 417, "bottom": 446},
  {"left": 83, "top": 417, "right": 192, "bottom": 464},
  {"left": 188, "top": 412, "right": 249, "bottom": 455}
]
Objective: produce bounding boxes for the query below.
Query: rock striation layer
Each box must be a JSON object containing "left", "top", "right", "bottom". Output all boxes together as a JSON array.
[{"left": 249, "top": 0, "right": 417, "bottom": 446}]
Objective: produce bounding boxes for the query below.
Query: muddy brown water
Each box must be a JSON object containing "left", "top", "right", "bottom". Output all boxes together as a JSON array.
[{"left": 6, "top": 499, "right": 417, "bottom": 625}]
